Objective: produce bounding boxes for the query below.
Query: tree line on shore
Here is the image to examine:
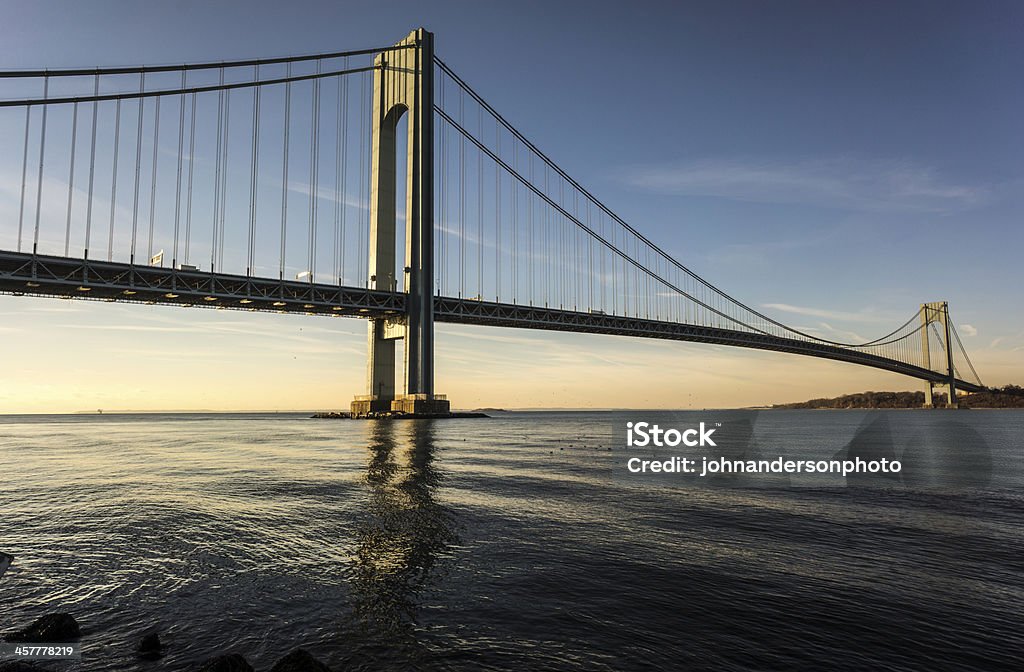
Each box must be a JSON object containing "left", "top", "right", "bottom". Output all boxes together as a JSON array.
[{"left": 773, "top": 385, "right": 1024, "bottom": 409}]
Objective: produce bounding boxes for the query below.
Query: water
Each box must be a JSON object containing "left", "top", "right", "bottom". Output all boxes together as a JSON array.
[{"left": 0, "top": 410, "right": 1021, "bottom": 671}]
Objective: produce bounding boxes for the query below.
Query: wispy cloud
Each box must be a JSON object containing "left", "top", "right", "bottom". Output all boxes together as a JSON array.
[
  {"left": 26, "top": 304, "right": 85, "bottom": 313},
  {"left": 987, "top": 330, "right": 1024, "bottom": 351},
  {"left": 960, "top": 324, "right": 978, "bottom": 337},
  {"left": 761, "top": 302, "right": 890, "bottom": 324},
  {"left": 815, "top": 322, "right": 868, "bottom": 344},
  {"left": 59, "top": 324, "right": 197, "bottom": 333},
  {"left": 620, "top": 157, "right": 990, "bottom": 214}
]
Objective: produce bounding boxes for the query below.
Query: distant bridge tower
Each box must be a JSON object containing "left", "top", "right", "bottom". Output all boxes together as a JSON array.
[
  {"left": 351, "top": 28, "right": 450, "bottom": 417},
  {"left": 920, "top": 301, "right": 958, "bottom": 409}
]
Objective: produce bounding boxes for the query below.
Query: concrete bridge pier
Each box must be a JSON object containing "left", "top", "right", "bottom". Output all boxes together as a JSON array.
[{"left": 351, "top": 28, "right": 450, "bottom": 418}]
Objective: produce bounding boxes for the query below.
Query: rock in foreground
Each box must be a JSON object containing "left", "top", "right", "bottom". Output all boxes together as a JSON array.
[
  {"left": 270, "top": 648, "right": 332, "bottom": 672},
  {"left": 137, "top": 631, "right": 164, "bottom": 659},
  {"left": 196, "top": 653, "right": 253, "bottom": 672},
  {"left": 9, "top": 613, "right": 80, "bottom": 642},
  {"left": 0, "top": 662, "right": 51, "bottom": 672}
]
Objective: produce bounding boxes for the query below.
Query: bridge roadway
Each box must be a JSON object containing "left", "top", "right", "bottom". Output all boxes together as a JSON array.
[{"left": 0, "top": 250, "right": 983, "bottom": 394}]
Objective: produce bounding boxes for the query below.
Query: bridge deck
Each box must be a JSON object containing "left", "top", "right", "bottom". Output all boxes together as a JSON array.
[
  {"left": 0, "top": 251, "right": 983, "bottom": 393},
  {"left": 0, "top": 250, "right": 404, "bottom": 318}
]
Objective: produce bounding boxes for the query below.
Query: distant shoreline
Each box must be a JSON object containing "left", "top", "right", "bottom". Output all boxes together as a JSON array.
[
  {"left": 771, "top": 387, "right": 1024, "bottom": 410},
  {"left": 3, "top": 391, "right": 1024, "bottom": 416}
]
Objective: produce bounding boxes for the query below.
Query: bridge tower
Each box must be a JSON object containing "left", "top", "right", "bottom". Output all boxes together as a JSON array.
[
  {"left": 920, "top": 301, "right": 958, "bottom": 409},
  {"left": 350, "top": 28, "right": 450, "bottom": 417}
]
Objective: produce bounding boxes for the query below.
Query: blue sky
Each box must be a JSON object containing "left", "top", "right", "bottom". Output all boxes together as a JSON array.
[{"left": 0, "top": 0, "right": 1021, "bottom": 412}]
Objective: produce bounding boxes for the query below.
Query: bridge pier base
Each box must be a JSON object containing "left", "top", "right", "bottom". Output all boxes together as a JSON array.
[
  {"left": 390, "top": 394, "right": 451, "bottom": 415},
  {"left": 351, "top": 395, "right": 392, "bottom": 417},
  {"left": 350, "top": 394, "right": 451, "bottom": 418},
  {"left": 946, "top": 385, "right": 959, "bottom": 409},
  {"left": 923, "top": 382, "right": 958, "bottom": 409}
]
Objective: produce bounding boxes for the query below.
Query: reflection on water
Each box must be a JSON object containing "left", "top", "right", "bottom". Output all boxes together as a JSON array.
[{"left": 350, "top": 420, "right": 457, "bottom": 637}]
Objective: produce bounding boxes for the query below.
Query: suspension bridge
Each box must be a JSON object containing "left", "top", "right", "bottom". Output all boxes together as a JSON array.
[{"left": 0, "top": 28, "right": 983, "bottom": 413}]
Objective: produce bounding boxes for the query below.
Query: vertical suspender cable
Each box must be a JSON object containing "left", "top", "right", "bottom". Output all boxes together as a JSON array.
[
  {"left": 32, "top": 75, "right": 49, "bottom": 255},
  {"left": 612, "top": 211, "right": 617, "bottom": 315},
  {"left": 17, "top": 105, "right": 32, "bottom": 252},
  {"left": 184, "top": 92, "right": 196, "bottom": 265},
  {"left": 332, "top": 69, "right": 341, "bottom": 283},
  {"left": 626, "top": 237, "right": 634, "bottom": 319},
  {"left": 436, "top": 111, "right": 444, "bottom": 292},
  {"left": 528, "top": 154, "right": 533, "bottom": 305},
  {"left": 564, "top": 189, "right": 570, "bottom": 308},
  {"left": 642, "top": 246, "right": 647, "bottom": 319},
  {"left": 438, "top": 72, "right": 446, "bottom": 289},
  {"left": 567, "top": 187, "right": 572, "bottom": 308},
  {"left": 562, "top": 185, "right": 568, "bottom": 308},
  {"left": 512, "top": 137, "right": 517, "bottom": 302},
  {"left": 618, "top": 229, "right": 626, "bottom": 315},
  {"left": 647, "top": 248, "right": 652, "bottom": 319},
  {"left": 173, "top": 70, "right": 186, "bottom": 267},
  {"left": 438, "top": 76, "right": 446, "bottom": 295},
  {"left": 64, "top": 102, "right": 79, "bottom": 256},
  {"left": 459, "top": 85, "right": 465, "bottom": 297},
  {"left": 309, "top": 59, "right": 321, "bottom": 282},
  {"left": 84, "top": 73, "right": 99, "bottom": 259},
  {"left": 495, "top": 120, "right": 500, "bottom": 300},
  {"left": 438, "top": 81, "right": 444, "bottom": 294},
  {"left": 337, "top": 62, "right": 349, "bottom": 284},
  {"left": 147, "top": 94, "right": 161, "bottom": 261},
  {"left": 527, "top": 154, "right": 533, "bottom": 304},
  {"left": 573, "top": 191, "right": 579, "bottom": 309},
  {"left": 247, "top": 65, "right": 260, "bottom": 276},
  {"left": 597, "top": 209, "right": 602, "bottom": 313},
  {"left": 565, "top": 187, "right": 570, "bottom": 308},
  {"left": 280, "top": 63, "right": 292, "bottom": 279},
  {"left": 577, "top": 194, "right": 583, "bottom": 310},
  {"left": 107, "top": 100, "right": 120, "bottom": 261},
  {"left": 543, "top": 166, "right": 549, "bottom": 306},
  {"left": 587, "top": 201, "right": 593, "bottom": 311},
  {"left": 477, "top": 104, "right": 483, "bottom": 298},
  {"left": 130, "top": 73, "right": 145, "bottom": 264},
  {"left": 357, "top": 70, "right": 366, "bottom": 286},
  {"left": 212, "top": 69, "right": 225, "bottom": 272},
  {"left": 219, "top": 89, "right": 231, "bottom": 272}
]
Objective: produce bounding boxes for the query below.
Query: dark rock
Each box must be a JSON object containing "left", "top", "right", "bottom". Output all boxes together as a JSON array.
[
  {"left": 137, "top": 631, "right": 164, "bottom": 659},
  {"left": 270, "top": 649, "right": 332, "bottom": 672},
  {"left": 0, "top": 662, "right": 51, "bottom": 672},
  {"left": 9, "top": 613, "right": 80, "bottom": 642},
  {"left": 196, "top": 653, "right": 253, "bottom": 672}
]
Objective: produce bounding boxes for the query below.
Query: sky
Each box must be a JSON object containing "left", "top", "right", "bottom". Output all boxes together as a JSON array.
[{"left": 0, "top": 0, "right": 1021, "bottom": 413}]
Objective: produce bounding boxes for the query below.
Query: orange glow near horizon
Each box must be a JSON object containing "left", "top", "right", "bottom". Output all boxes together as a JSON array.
[{"left": 1, "top": 296, "right": 1019, "bottom": 414}]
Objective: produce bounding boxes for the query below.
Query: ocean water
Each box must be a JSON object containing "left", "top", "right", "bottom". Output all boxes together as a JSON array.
[{"left": 0, "top": 410, "right": 1021, "bottom": 671}]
